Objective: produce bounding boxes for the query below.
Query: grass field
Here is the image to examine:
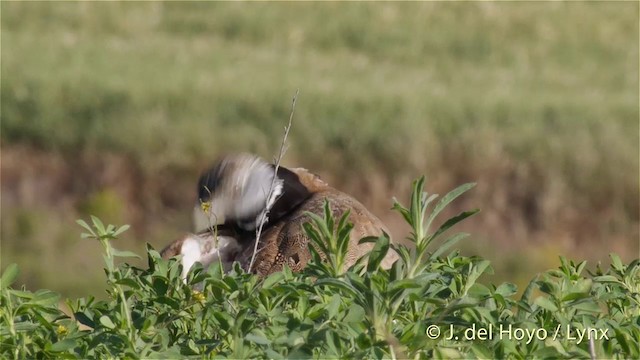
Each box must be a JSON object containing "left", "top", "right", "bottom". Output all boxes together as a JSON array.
[{"left": 1, "top": 2, "right": 638, "bottom": 297}]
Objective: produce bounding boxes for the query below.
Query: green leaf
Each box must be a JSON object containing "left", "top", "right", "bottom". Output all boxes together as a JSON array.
[
  {"left": 115, "top": 278, "right": 141, "bottom": 290},
  {"left": 262, "top": 271, "right": 285, "bottom": 289},
  {"left": 467, "top": 283, "right": 491, "bottom": 298},
  {"left": 91, "top": 215, "right": 106, "bottom": 235},
  {"left": 533, "top": 345, "right": 566, "bottom": 358},
  {"left": 113, "top": 224, "right": 131, "bottom": 237},
  {"left": 571, "top": 301, "right": 601, "bottom": 313},
  {"left": 13, "top": 322, "right": 39, "bottom": 332},
  {"left": 111, "top": 248, "right": 141, "bottom": 259},
  {"left": 495, "top": 282, "right": 518, "bottom": 297},
  {"left": 303, "top": 222, "right": 328, "bottom": 255},
  {"left": 73, "top": 312, "right": 95, "bottom": 329},
  {"left": 593, "top": 275, "right": 622, "bottom": 283},
  {"left": 99, "top": 315, "right": 116, "bottom": 329},
  {"left": 156, "top": 296, "right": 180, "bottom": 309},
  {"left": 1, "top": 263, "right": 19, "bottom": 289},
  {"left": 32, "top": 290, "right": 60, "bottom": 306},
  {"left": 430, "top": 233, "right": 468, "bottom": 260},
  {"left": 534, "top": 297, "right": 558, "bottom": 312},
  {"left": 389, "top": 279, "right": 422, "bottom": 294},
  {"left": 246, "top": 330, "right": 271, "bottom": 345},
  {"left": 358, "top": 235, "right": 378, "bottom": 245},
  {"left": 49, "top": 339, "right": 77, "bottom": 352},
  {"left": 316, "top": 278, "right": 359, "bottom": 298},
  {"left": 410, "top": 177, "right": 426, "bottom": 217},
  {"left": 213, "top": 311, "right": 231, "bottom": 329},
  {"left": 391, "top": 199, "right": 411, "bottom": 226},
  {"left": 325, "top": 331, "right": 342, "bottom": 356},
  {"left": 610, "top": 253, "right": 624, "bottom": 272},
  {"left": 464, "top": 260, "right": 491, "bottom": 295},
  {"left": 430, "top": 209, "right": 480, "bottom": 242},
  {"left": 326, "top": 294, "right": 341, "bottom": 319},
  {"left": 561, "top": 292, "right": 591, "bottom": 302},
  {"left": 265, "top": 349, "right": 285, "bottom": 360},
  {"left": 426, "top": 182, "right": 476, "bottom": 232},
  {"left": 520, "top": 275, "right": 538, "bottom": 304},
  {"left": 343, "top": 304, "right": 365, "bottom": 323},
  {"left": 323, "top": 200, "right": 334, "bottom": 233},
  {"left": 307, "top": 241, "right": 324, "bottom": 266},
  {"left": 9, "top": 289, "right": 34, "bottom": 299},
  {"left": 470, "top": 343, "right": 493, "bottom": 359},
  {"left": 75, "top": 219, "right": 95, "bottom": 235},
  {"left": 366, "top": 234, "right": 390, "bottom": 272}
]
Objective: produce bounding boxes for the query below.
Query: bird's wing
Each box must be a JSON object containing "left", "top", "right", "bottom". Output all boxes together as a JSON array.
[{"left": 241, "top": 187, "right": 397, "bottom": 276}]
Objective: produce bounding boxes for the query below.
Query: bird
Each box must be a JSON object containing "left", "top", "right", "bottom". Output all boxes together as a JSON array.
[
  {"left": 161, "top": 153, "right": 398, "bottom": 276},
  {"left": 159, "top": 228, "right": 242, "bottom": 280},
  {"left": 192, "top": 153, "right": 310, "bottom": 234}
]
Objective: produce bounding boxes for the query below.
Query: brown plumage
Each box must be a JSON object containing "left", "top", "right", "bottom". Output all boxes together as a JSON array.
[
  {"left": 161, "top": 154, "right": 398, "bottom": 276},
  {"left": 235, "top": 167, "right": 397, "bottom": 275}
]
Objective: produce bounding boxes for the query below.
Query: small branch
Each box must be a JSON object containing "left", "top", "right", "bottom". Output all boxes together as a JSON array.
[{"left": 248, "top": 89, "right": 299, "bottom": 272}]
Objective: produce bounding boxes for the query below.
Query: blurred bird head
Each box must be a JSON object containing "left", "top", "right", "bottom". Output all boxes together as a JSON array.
[{"left": 193, "top": 153, "right": 283, "bottom": 233}]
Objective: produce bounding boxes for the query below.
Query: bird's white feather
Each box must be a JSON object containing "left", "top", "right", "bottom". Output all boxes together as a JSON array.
[
  {"left": 178, "top": 234, "right": 242, "bottom": 281},
  {"left": 193, "top": 155, "right": 283, "bottom": 232}
]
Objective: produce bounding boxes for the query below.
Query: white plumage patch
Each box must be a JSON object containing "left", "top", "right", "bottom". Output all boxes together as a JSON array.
[
  {"left": 178, "top": 234, "right": 242, "bottom": 281},
  {"left": 230, "top": 158, "right": 283, "bottom": 230}
]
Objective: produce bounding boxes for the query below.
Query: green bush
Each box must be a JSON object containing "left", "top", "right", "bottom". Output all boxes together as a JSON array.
[{"left": 1, "top": 178, "right": 638, "bottom": 359}]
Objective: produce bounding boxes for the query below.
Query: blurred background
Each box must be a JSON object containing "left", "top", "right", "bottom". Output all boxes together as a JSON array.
[{"left": 1, "top": 2, "right": 638, "bottom": 298}]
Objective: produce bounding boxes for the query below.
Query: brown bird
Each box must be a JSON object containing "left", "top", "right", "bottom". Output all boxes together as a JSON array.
[
  {"left": 161, "top": 153, "right": 397, "bottom": 276},
  {"left": 159, "top": 229, "right": 242, "bottom": 280}
]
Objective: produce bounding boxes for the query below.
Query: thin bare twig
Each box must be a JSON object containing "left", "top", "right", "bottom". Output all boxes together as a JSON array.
[{"left": 248, "top": 89, "right": 299, "bottom": 272}]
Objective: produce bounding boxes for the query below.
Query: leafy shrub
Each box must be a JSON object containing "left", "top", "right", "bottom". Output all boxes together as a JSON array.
[{"left": 1, "top": 177, "right": 638, "bottom": 359}]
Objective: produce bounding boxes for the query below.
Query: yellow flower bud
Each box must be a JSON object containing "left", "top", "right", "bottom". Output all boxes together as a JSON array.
[
  {"left": 192, "top": 290, "right": 206, "bottom": 303},
  {"left": 200, "top": 202, "right": 211, "bottom": 214},
  {"left": 56, "top": 324, "right": 69, "bottom": 336}
]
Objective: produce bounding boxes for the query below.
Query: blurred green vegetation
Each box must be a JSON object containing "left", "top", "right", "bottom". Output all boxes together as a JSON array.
[{"left": 1, "top": 2, "right": 638, "bottom": 297}]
